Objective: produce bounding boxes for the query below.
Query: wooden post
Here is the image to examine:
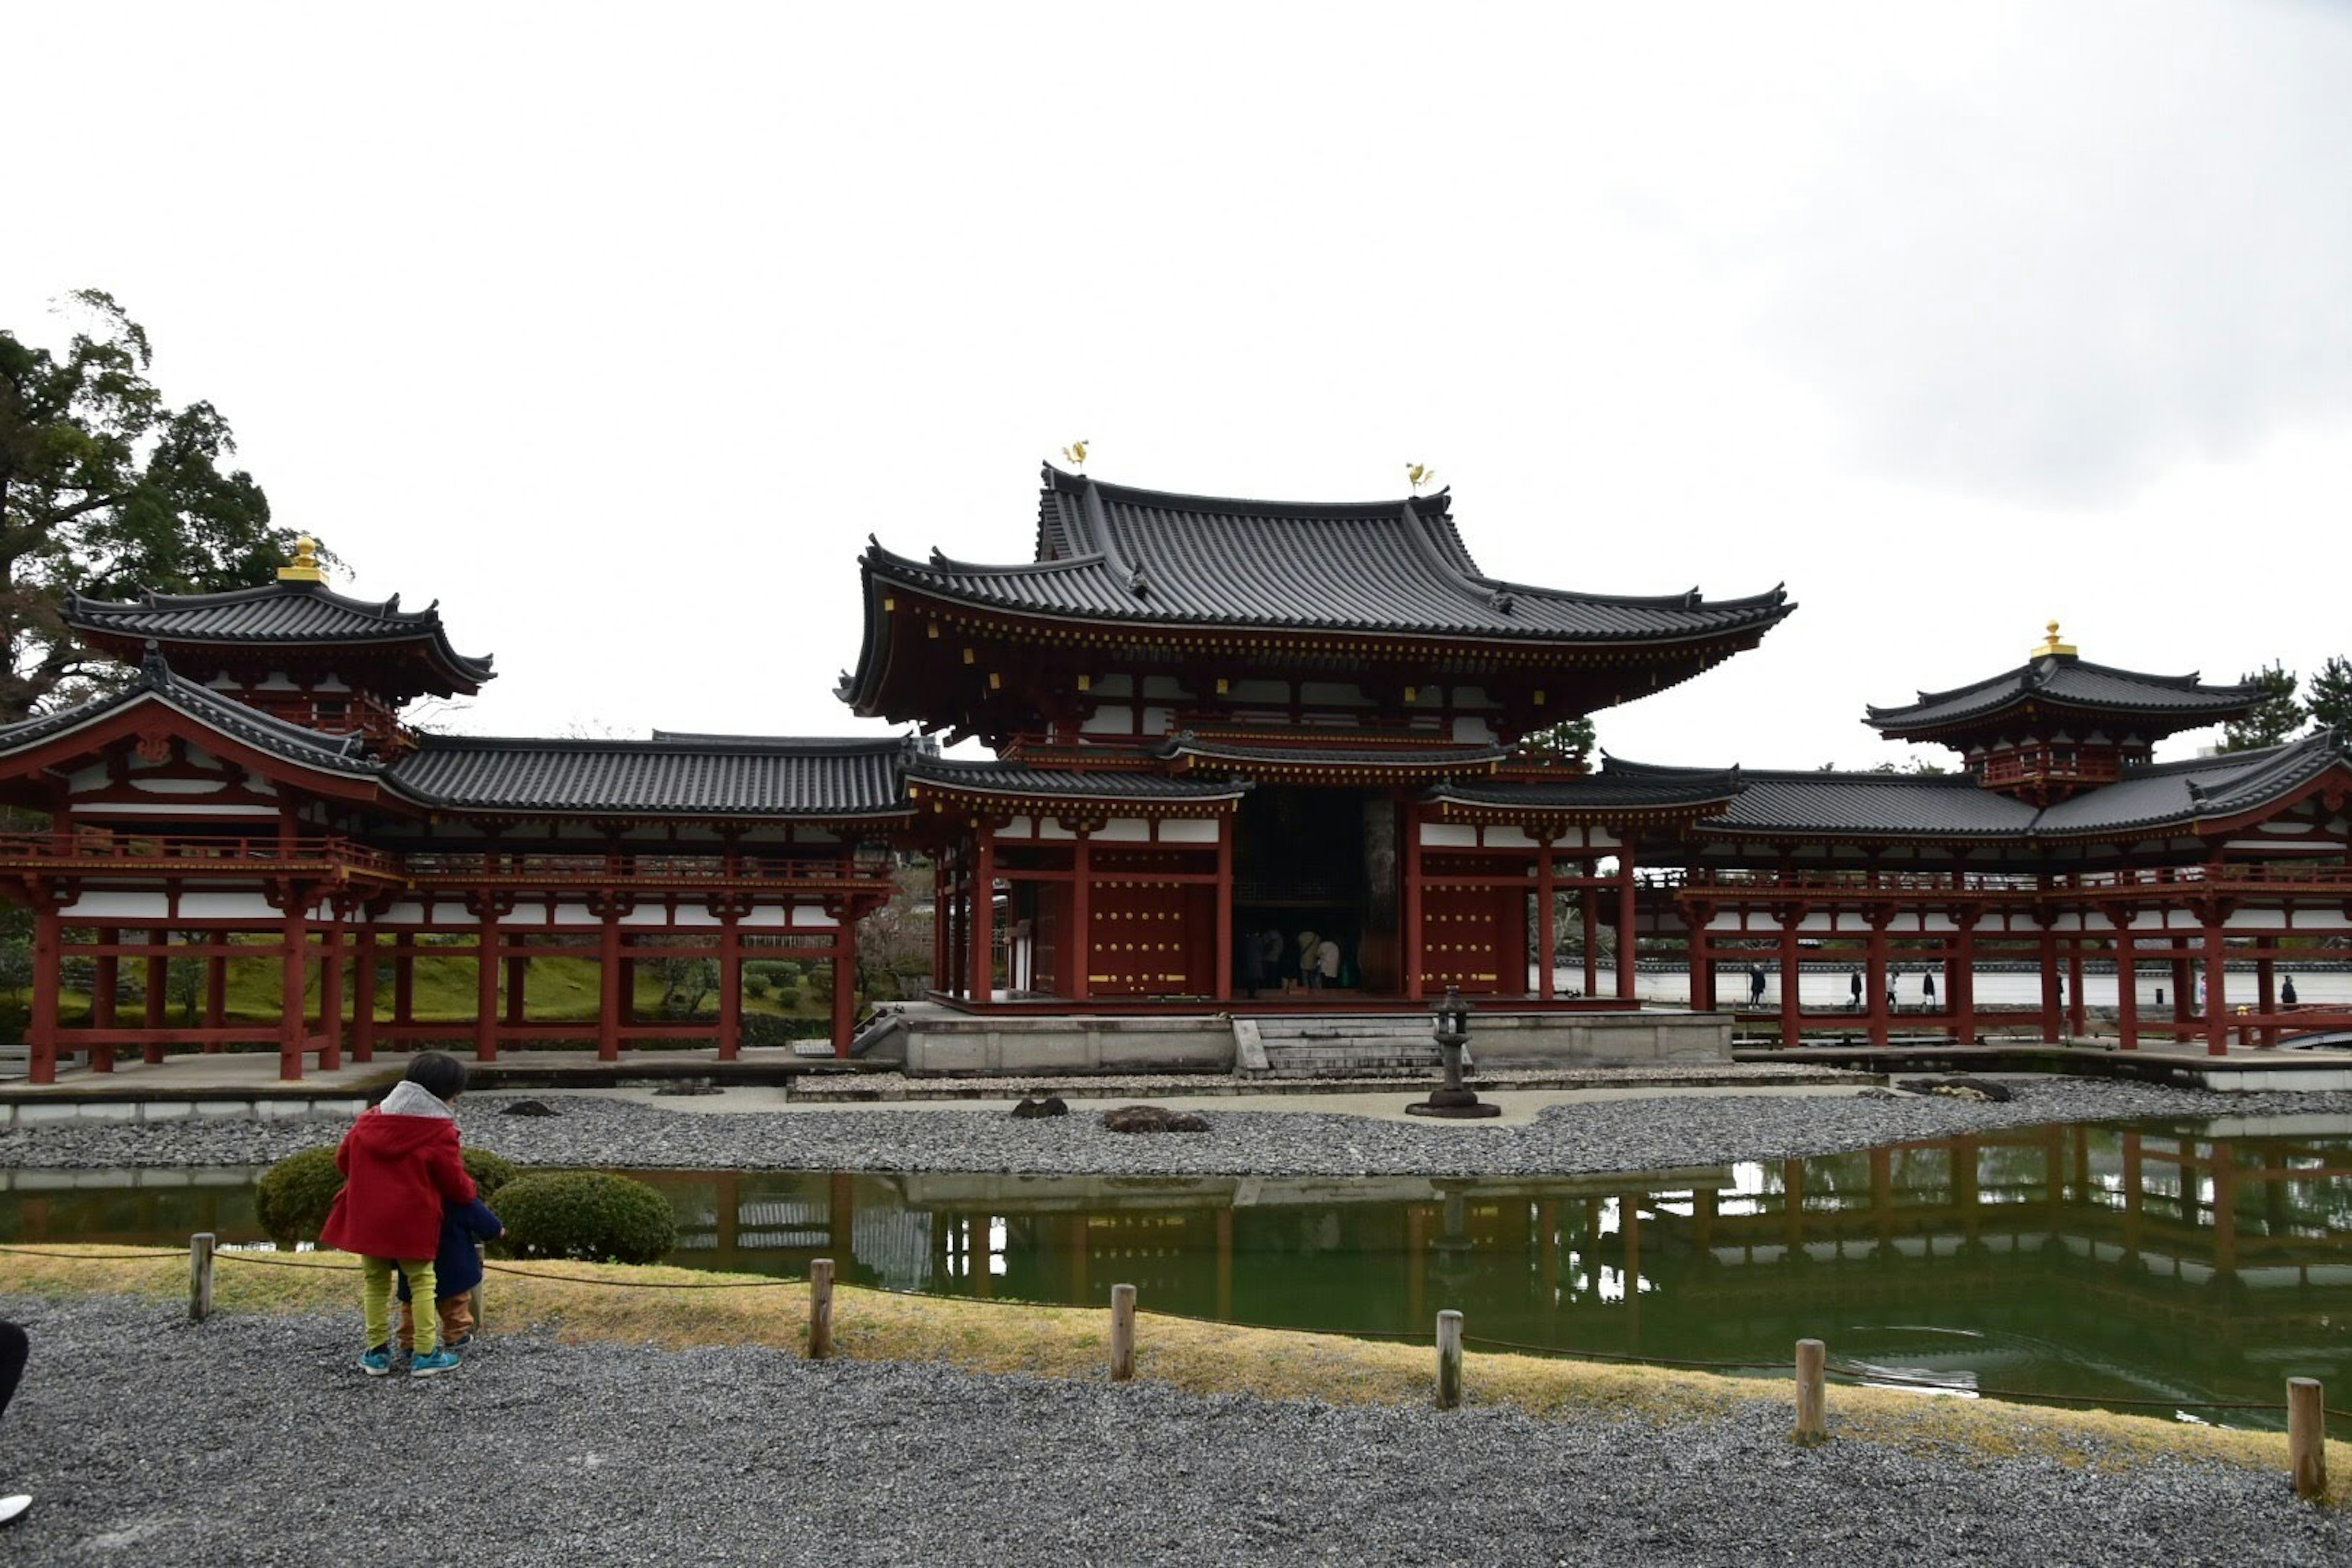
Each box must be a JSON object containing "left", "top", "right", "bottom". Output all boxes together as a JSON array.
[
  {"left": 830, "top": 941, "right": 857, "bottom": 1059},
  {"left": 1864, "top": 920, "right": 1890, "bottom": 1048},
  {"left": 1615, "top": 854, "right": 1638, "bottom": 1003},
  {"left": 91, "top": 925, "right": 119, "bottom": 1035},
  {"left": 716, "top": 916, "right": 742, "bottom": 1061},
  {"left": 1434, "top": 1309, "right": 1464, "bottom": 1409},
  {"left": 1778, "top": 921, "right": 1801, "bottom": 1049},
  {"left": 598, "top": 914, "right": 623, "bottom": 1061},
  {"left": 1213, "top": 816, "right": 1234, "bottom": 1003},
  {"left": 2203, "top": 921, "right": 2228, "bottom": 1057},
  {"left": 2039, "top": 929, "right": 2063, "bottom": 1043},
  {"left": 2257, "top": 956, "right": 2278, "bottom": 1047},
  {"left": 352, "top": 927, "right": 377, "bottom": 1063},
  {"left": 1404, "top": 818, "right": 1426, "bottom": 1001},
  {"left": 1069, "top": 834, "right": 1092, "bottom": 1003},
  {"left": 475, "top": 908, "right": 499, "bottom": 1062},
  {"left": 318, "top": 921, "right": 344, "bottom": 1072},
  {"left": 189, "top": 1232, "right": 216, "bottom": 1322},
  {"left": 1795, "top": 1337, "right": 1827, "bottom": 1446},
  {"left": 29, "top": 905, "right": 61, "bottom": 1085},
  {"left": 1950, "top": 917, "right": 1977, "bottom": 1046},
  {"left": 1110, "top": 1282, "right": 1137, "bottom": 1382},
  {"left": 807, "top": 1257, "right": 835, "bottom": 1359},
  {"left": 971, "top": 835, "right": 996, "bottom": 1006},
  {"left": 279, "top": 906, "right": 310, "bottom": 1082},
  {"left": 2066, "top": 937, "right": 2087, "bottom": 1039},
  {"left": 1581, "top": 877, "right": 1600, "bottom": 998},
  {"left": 2114, "top": 930, "right": 2139, "bottom": 1052},
  {"left": 1537, "top": 849, "right": 1558, "bottom": 1002},
  {"left": 2288, "top": 1377, "right": 2327, "bottom": 1502}
]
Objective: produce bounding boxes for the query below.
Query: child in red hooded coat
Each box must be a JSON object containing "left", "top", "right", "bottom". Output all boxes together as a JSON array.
[{"left": 320, "top": 1052, "right": 478, "bottom": 1378}]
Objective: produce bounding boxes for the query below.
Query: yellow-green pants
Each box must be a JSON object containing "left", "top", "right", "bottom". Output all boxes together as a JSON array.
[{"left": 361, "top": 1256, "right": 438, "bottom": 1354}]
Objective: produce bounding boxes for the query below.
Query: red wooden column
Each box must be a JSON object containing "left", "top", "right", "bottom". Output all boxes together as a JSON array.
[
  {"left": 971, "top": 834, "right": 996, "bottom": 1006},
  {"left": 1403, "top": 815, "right": 1425, "bottom": 1001},
  {"left": 1213, "top": 815, "right": 1234, "bottom": 1003},
  {"left": 393, "top": 945, "right": 416, "bottom": 1034},
  {"left": 2256, "top": 954, "right": 2277, "bottom": 1047},
  {"left": 204, "top": 949, "right": 227, "bottom": 1047},
  {"left": 504, "top": 955, "right": 530, "bottom": 1028},
  {"left": 2066, "top": 938, "right": 2087, "bottom": 1039},
  {"left": 1949, "top": 918, "right": 1977, "bottom": 1046},
  {"left": 319, "top": 919, "right": 345, "bottom": 1072},
  {"left": 931, "top": 857, "right": 949, "bottom": 995},
  {"left": 2170, "top": 955, "right": 2193, "bottom": 1032},
  {"left": 1537, "top": 848, "right": 1558, "bottom": 1003},
  {"left": 717, "top": 914, "right": 743, "bottom": 1061},
  {"left": 1777, "top": 920, "right": 1801, "bottom": 1049},
  {"left": 830, "top": 900, "right": 858, "bottom": 1057},
  {"left": 1069, "top": 834, "right": 1093, "bottom": 1003},
  {"left": 2114, "top": 929, "right": 2139, "bottom": 1052},
  {"left": 2037, "top": 930, "right": 2062, "bottom": 1043},
  {"left": 1615, "top": 853, "right": 1638, "bottom": 1004},
  {"left": 143, "top": 927, "right": 169, "bottom": 1057},
  {"left": 475, "top": 907, "right": 500, "bottom": 1063},
  {"left": 90, "top": 925, "right": 118, "bottom": 1036},
  {"left": 2202, "top": 919, "right": 2228, "bottom": 1056},
  {"left": 28, "top": 905, "right": 62, "bottom": 1085},
  {"left": 279, "top": 903, "right": 310, "bottom": 1082},
  {"left": 597, "top": 911, "right": 624, "bottom": 1061},
  {"left": 1864, "top": 915, "right": 1891, "bottom": 1048},
  {"left": 352, "top": 927, "right": 377, "bottom": 1063}
]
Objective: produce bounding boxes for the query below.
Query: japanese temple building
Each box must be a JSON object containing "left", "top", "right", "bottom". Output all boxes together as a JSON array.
[{"left": 0, "top": 471, "right": 2346, "bottom": 1084}]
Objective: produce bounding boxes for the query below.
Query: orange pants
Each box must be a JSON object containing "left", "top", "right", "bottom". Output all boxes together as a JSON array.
[{"left": 396, "top": 1292, "right": 477, "bottom": 1352}]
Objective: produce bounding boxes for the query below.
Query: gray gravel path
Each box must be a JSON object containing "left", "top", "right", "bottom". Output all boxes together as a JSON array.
[
  {"left": 0, "top": 1294, "right": 2338, "bottom": 1567},
  {"left": 2, "top": 1079, "right": 2350, "bottom": 1178}
]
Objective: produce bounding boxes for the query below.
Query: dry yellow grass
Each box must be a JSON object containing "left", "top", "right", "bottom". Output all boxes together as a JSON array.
[{"left": 3, "top": 1243, "right": 2342, "bottom": 1506}]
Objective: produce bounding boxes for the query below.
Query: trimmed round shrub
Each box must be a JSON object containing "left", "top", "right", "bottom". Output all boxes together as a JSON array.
[
  {"left": 493, "top": 1170, "right": 676, "bottom": 1265},
  {"left": 255, "top": 1147, "right": 343, "bottom": 1248},
  {"left": 255, "top": 1144, "right": 521, "bottom": 1249}
]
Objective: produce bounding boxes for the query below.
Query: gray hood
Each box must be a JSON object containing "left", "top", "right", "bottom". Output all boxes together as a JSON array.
[{"left": 377, "top": 1080, "right": 456, "bottom": 1120}]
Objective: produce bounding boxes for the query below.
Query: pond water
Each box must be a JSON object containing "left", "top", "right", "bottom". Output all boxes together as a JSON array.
[{"left": 9, "top": 1117, "right": 2350, "bottom": 1431}]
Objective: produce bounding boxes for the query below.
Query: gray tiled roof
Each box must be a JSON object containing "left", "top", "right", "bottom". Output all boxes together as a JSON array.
[
  {"left": 2034, "top": 732, "right": 2352, "bottom": 838},
  {"left": 1428, "top": 769, "right": 1742, "bottom": 812},
  {"left": 66, "top": 581, "right": 495, "bottom": 692},
  {"left": 388, "top": 735, "right": 911, "bottom": 816},
  {"left": 1156, "top": 736, "right": 1510, "bottom": 771},
  {"left": 1866, "top": 655, "right": 2259, "bottom": 736},
  {"left": 867, "top": 467, "right": 1793, "bottom": 643},
  {"left": 906, "top": 756, "right": 1250, "bottom": 801},
  {"left": 0, "top": 659, "right": 378, "bottom": 776}
]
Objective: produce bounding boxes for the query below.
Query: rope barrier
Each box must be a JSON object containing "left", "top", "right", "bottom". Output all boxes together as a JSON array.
[
  {"left": 477, "top": 1260, "right": 798, "bottom": 1291},
  {"left": 0, "top": 1243, "right": 178, "bottom": 1262}
]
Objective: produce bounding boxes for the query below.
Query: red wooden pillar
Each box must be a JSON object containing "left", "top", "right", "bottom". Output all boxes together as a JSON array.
[
  {"left": 830, "top": 936, "right": 857, "bottom": 1058},
  {"left": 319, "top": 920, "right": 345, "bottom": 1072},
  {"left": 504, "top": 956, "right": 529, "bottom": 1027},
  {"left": 205, "top": 950, "right": 227, "bottom": 1047},
  {"left": 393, "top": 948, "right": 415, "bottom": 1029},
  {"left": 2170, "top": 955, "right": 2193, "bottom": 1032},
  {"left": 1950, "top": 921, "right": 1977, "bottom": 1046},
  {"left": 1864, "top": 918, "right": 1890, "bottom": 1048},
  {"left": 1069, "top": 835, "right": 1093, "bottom": 1003},
  {"left": 279, "top": 905, "right": 310, "bottom": 1082},
  {"left": 91, "top": 925, "right": 118, "bottom": 1036},
  {"left": 2038, "top": 931, "right": 2062, "bottom": 1044},
  {"left": 1403, "top": 815, "right": 1425, "bottom": 1002},
  {"left": 717, "top": 916, "right": 743, "bottom": 1061},
  {"left": 28, "top": 905, "right": 61, "bottom": 1085},
  {"left": 971, "top": 834, "right": 996, "bottom": 1006},
  {"left": 2114, "top": 930, "right": 2139, "bottom": 1052},
  {"left": 1615, "top": 854, "right": 1638, "bottom": 1003},
  {"left": 474, "top": 910, "right": 499, "bottom": 1062},
  {"left": 2066, "top": 938, "right": 2087, "bottom": 1039},
  {"left": 1537, "top": 850, "right": 1558, "bottom": 1003},
  {"left": 352, "top": 927, "right": 377, "bottom": 1063},
  {"left": 2256, "top": 956, "right": 2277, "bottom": 1047},
  {"left": 1213, "top": 816, "right": 1235, "bottom": 1003},
  {"left": 2202, "top": 920, "right": 2228, "bottom": 1057},
  {"left": 143, "top": 926, "right": 168, "bottom": 1040},
  {"left": 1777, "top": 921, "right": 1801, "bottom": 1049},
  {"left": 931, "top": 857, "right": 949, "bottom": 995},
  {"left": 598, "top": 914, "right": 623, "bottom": 1061}
]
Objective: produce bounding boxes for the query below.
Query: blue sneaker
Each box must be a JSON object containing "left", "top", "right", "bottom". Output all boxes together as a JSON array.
[
  {"left": 359, "top": 1346, "right": 395, "bottom": 1377},
  {"left": 409, "top": 1347, "right": 462, "bottom": 1378}
]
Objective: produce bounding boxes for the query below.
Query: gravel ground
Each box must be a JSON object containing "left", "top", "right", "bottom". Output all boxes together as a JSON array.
[
  {"left": 0, "top": 1294, "right": 2338, "bottom": 1567},
  {"left": 2, "top": 1078, "right": 2349, "bottom": 1178}
]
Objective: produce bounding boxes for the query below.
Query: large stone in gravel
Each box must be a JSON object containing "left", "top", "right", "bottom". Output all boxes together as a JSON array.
[
  {"left": 1012, "top": 1093, "right": 1069, "bottom": 1119},
  {"left": 1101, "top": 1104, "right": 1211, "bottom": 1134},
  {"left": 1900, "top": 1076, "right": 2014, "bottom": 1103},
  {"left": 497, "top": 1099, "right": 560, "bottom": 1117}
]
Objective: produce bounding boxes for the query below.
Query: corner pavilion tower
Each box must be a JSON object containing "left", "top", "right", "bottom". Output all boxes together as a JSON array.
[{"left": 843, "top": 465, "right": 1792, "bottom": 1008}]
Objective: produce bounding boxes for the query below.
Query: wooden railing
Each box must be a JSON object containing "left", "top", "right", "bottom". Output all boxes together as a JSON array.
[
  {"left": 1650, "top": 862, "right": 2352, "bottom": 898},
  {"left": 0, "top": 834, "right": 892, "bottom": 889},
  {"left": 0, "top": 832, "right": 402, "bottom": 878}
]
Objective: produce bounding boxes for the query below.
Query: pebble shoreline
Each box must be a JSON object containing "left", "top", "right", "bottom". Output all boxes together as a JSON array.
[
  {"left": 0, "top": 1294, "right": 2342, "bottom": 1567},
  {"left": 0, "top": 1077, "right": 2347, "bottom": 1178}
]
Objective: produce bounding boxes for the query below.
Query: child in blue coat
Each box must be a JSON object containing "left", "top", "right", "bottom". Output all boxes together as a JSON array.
[{"left": 395, "top": 1195, "right": 505, "bottom": 1360}]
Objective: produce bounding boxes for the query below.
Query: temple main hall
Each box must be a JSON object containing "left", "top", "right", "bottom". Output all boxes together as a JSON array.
[{"left": 0, "top": 467, "right": 2346, "bottom": 1082}]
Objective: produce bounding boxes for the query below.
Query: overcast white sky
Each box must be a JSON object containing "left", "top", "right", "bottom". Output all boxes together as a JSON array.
[{"left": 10, "top": 2, "right": 2348, "bottom": 770}]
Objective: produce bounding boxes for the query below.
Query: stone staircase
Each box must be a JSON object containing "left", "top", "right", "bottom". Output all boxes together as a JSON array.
[{"left": 1239, "top": 1015, "right": 1461, "bottom": 1078}]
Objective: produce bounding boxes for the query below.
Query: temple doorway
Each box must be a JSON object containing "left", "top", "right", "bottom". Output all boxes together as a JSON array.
[{"left": 1231, "top": 786, "right": 1401, "bottom": 997}]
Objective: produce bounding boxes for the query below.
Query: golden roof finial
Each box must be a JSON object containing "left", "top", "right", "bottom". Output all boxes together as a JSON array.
[
  {"left": 2036, "top": 619, "right": 2076, "bottom": 658},
  {"left": 277, "top": 535, "right": 324, "bottom": 584},
  {"left": 1060, "top": 440, "right": 1090, "bottom": 469}
]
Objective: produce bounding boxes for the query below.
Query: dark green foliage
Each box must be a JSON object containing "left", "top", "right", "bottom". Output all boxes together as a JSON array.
[
  {"left": 1, "top": 290, "right": 305, "bottom": 719},
  {"left": 254, "top": 1147, "right": 342, "bottom": 1248},
  {"left": 493, "top": 1170, "right": 677, "bottom": 1264},
  {"left": 2308, "top": 655, "right": 2352, "bottom": 734},
  {"left": 736, "top": 1012, "right": 831, "bottom": 1046},
  {"left": 1520, "top": 717, "right": 1597, "bottom": 765},
  {"left": 257, "top": 1144, "right": 519, "bottom": 1248},
  {"left": 2220, "top": 662, "right": 2305, "bottom": 752}
]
